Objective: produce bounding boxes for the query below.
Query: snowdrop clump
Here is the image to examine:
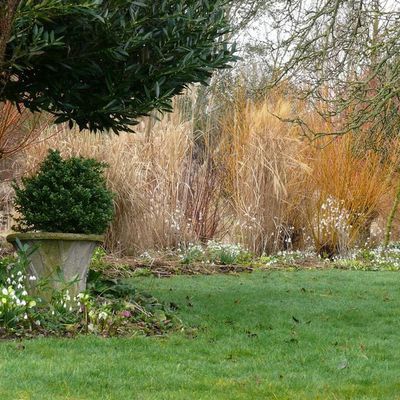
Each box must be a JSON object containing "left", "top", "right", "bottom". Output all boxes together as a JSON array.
[
  {"left": 0, "top": 265, "right": 41, "bottom": 329},
  {"left": 206, "top": 241, "right": 249, "bottom": 265},
  {"left": 262, "top": 249, "right": 320, "bottom": 266},
  {"left": 179, "top": 243, "right": 205, "bottom": 264},
  {"left": 178, "top": 241, "right": 250, "bottom": 265},
  {"left": 334, "top": 244, "right": 400, "bottom": 270}
]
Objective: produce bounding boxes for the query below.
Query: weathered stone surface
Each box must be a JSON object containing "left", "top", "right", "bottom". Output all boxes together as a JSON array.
[{"left": 7, "top": 232, "right": 103, "bottom": 301}]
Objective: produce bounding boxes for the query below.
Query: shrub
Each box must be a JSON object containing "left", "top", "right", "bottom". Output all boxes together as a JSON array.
[
  {"left": 13, "top": 149, "right": 114, "bottom": 234},
  {"left": 3, "top": 0, "right": 236, "bottom": 132}
]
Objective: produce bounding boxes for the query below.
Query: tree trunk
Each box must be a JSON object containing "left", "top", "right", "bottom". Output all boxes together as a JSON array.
[
  {"left": 384, "top": 176, "right": 400, "bottom": 249},
  {"left": 0, "top": 0, "right": 20, "bottom": 68}
]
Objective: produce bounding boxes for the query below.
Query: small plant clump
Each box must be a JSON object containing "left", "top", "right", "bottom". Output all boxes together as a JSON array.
[
  {"left": 260, "top": 249, "right": 322, "bottom": 268},
  {"left": 179, "top": 244, "right": 205, "bottom": 265},
  {"left": 333, "top": 244, "right": 400, "bottom": 271},
  {"left": 12, "top": 149, "right": 114, "bottom": 234},
  {"left": 255, "top": 246, "right": 400, "bottom": 271},
  {"left": 179, "top": 241, "right": 251, "bottom": 266},
  {"left": 0, "top": 244, "right": 182, "bottom": 339},
  {"left": 207, "top": 241, "right": 251, "bottom": 265}
]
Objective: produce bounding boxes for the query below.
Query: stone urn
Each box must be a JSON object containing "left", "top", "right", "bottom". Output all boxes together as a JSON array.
[{"left": 6, "top": 232, "right": 103, "bottom": 301}]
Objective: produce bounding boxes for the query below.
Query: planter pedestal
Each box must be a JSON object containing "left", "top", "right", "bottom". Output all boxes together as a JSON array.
[{"left": 6, "top": 232, "right": 103, "bottom": 301}]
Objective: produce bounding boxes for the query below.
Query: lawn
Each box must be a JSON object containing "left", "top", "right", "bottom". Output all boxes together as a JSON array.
[{"left": 0, "top": 270, "right": 399, "bottom": 400}]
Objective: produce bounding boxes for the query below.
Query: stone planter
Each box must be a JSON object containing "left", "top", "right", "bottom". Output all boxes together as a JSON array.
[{"left": 6, "top": 232, "right": 103, "bottom": 301}]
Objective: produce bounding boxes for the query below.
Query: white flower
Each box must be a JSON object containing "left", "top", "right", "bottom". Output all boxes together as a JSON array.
[
  {"left": 98, "top": 311, "right": 108, "bottom": 320},
  {"left": 77, "top": 293, "right": 89, "bottom": 301},
  {"left": 28, "top": 300, "right": 36, "bottom": 308},
  {"left": 29, "top": 276, "right": 37, "bottom": 281},
  {"left": 1, "top": 288, "right": 7, "bottom": 295}
]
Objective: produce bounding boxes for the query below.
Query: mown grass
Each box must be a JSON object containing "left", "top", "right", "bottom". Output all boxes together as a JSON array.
[{"left": 0, "top": 270, "right": 399, "bottom": 399}]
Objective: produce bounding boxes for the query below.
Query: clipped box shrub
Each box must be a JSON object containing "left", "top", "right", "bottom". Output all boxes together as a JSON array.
[{"left": 13, "top": 149, "right": 114, "bottom": 234}]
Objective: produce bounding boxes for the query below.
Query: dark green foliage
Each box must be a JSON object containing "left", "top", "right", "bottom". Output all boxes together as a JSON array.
[
  {"left": 87, "top": 269, "right": 136, "bottom": 300},
  {"left": 13, "top": 149, "right": 114, "bottom": 234},
  {"left": 2, "top": 0, "right": 237, "bottom": 133}
]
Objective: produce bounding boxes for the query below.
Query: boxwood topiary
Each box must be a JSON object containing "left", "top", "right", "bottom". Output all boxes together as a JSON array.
[{"left": 12, "top": 149, "right": 114, "bottom": 234}]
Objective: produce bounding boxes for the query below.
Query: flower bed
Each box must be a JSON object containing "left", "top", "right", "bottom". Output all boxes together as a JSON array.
[{"left": 0, "top": 245, "right": 182, "bottom": 339}]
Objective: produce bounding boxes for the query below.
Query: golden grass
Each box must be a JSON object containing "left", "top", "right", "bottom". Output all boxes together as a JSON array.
[
  {"left": 1, "top": 88, "right": 398, "bottom": 256},
  {"left": 217, "top": 89, "right": 311, "bottom": 253},
  {"left": 218, "top": 87, "right": 399, "bottom": 255},
  {"left": 304, "top": 135, "right": 398, "bottom": 256}
]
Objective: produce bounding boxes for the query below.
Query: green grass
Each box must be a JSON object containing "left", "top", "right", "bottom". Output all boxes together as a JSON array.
[{"left": 1, "top": 270, "right": 400, "bottom": 399}]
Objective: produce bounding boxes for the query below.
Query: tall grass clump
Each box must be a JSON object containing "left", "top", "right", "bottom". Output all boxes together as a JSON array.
[
  {"left": 217, "top": 86, "right": 400, "bottom": 256},
  {"left": 217, "top": 88, "right": 311, "bottom": 254},
  {"left": 305, "top": 135, "right": 399, "bottom": 257},
  {"left": 21, "top": 112, "right": 225, "bottom": 254}
]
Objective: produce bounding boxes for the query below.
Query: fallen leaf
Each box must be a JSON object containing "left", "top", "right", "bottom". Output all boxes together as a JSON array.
[{"left": 337, "top": 359, "right": 348, "bottom": 370}]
